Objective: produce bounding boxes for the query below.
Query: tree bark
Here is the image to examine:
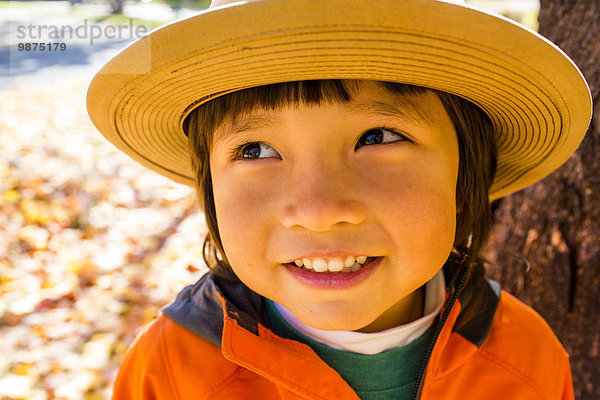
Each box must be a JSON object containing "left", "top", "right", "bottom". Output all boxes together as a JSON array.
[{"left": 485, "top": 1, "right": 600, "bottom": 398}]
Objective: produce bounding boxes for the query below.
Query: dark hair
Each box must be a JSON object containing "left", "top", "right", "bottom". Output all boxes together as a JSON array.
[{"left": 184, "top": 80, "right": 497, "bottom": 292}]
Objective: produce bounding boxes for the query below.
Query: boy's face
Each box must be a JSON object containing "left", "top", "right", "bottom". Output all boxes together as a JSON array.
[{"left": 210, "top": 81, "right": 459, "bottom": 332}]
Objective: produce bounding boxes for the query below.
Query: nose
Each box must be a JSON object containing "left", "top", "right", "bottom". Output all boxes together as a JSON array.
[{"left": 280, "top": 162, "right": 367, "bottom": 232}]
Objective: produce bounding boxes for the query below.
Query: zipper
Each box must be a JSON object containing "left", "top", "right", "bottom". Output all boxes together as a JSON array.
[{"left": 410, "top": 266, "right": 469, "bottom": 400}]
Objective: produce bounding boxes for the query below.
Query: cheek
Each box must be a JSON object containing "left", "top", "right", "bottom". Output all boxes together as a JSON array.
[
  {"left": 364, "top": 155, "right": 458, "bottom": 256},
  {"left": 388, "top": 181, "right": 456, "bottom": 244},
  {"left": 210, "top": 169, "right": 276, "bottom": 269}
]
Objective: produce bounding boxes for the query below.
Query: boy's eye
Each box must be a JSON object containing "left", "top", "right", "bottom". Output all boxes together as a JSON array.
[
  {"left": 236, "top": 142, "right": 281, "bottom": 160},
  {"left": 355, "top": 128, "right": 407, "bottom": 150}
]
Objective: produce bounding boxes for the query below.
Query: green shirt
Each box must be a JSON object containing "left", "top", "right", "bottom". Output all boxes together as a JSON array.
[{"left": 265, "top": 299, "right": 434, "bottom": 400}]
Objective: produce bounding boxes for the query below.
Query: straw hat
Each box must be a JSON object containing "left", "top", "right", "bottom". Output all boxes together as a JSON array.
[{"left": 86, "top": 0, "right": 591, "bottom": 200}]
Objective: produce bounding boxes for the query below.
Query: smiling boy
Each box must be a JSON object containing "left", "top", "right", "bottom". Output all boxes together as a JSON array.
[{"left": 87, "top": 0, "right": 591, "bottom": 398}]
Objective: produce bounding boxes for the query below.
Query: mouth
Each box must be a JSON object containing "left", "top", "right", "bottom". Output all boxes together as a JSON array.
[
  {"left": 284, "top": 256, "right": 382, "bottom": 289},
  {"left": 286, "top": 255, "right": 378, "bottom": 273}
]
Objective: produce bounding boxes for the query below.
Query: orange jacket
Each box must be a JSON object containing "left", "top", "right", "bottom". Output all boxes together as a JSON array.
[{"left": 112, "top": 269, "right": 574, "bottom": 399}]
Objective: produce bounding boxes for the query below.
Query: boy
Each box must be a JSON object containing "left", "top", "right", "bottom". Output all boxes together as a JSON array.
[{"left": 87, "top": 0, "right": 591, "bottom": 398}]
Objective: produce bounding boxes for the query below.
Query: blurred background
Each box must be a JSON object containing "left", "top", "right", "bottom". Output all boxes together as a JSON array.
[{"left": 2, "top": 0, "right": 596, "bottom": 399}]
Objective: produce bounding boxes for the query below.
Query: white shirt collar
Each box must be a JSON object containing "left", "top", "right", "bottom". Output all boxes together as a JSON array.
[{"left": 272, "top": 269, "right": 446, "bottom": 355}]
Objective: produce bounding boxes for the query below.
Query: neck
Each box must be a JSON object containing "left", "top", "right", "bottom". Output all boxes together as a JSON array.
[{"left": 356, "top": 287, "right": 425, "bottom": 333}]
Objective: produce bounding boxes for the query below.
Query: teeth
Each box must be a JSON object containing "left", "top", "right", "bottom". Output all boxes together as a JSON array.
[
  {"left": 344, "top": 256, "right": 355, "bottom": 268},
  {"left": 291, "top": 256, "right": 371, "bottom": 273},
  {"left": 312, "top": 258, "right": 328, "bottom": 272},
  {"left": 327, "top": 258, "right": 344, "bottom": 272}
]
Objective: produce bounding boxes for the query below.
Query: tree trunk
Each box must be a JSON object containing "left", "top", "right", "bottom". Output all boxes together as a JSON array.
[{"left": 485, "top": 1, "right": 600, "bottom": 398}]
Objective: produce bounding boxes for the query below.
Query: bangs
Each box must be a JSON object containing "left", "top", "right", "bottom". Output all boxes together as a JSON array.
[{"left": 183, "top": 80, "right": 431, "bottom": 141}]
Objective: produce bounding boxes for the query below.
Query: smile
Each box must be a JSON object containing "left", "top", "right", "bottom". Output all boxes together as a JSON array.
[
  {"left": 290, "top": 255, "right": 373, "bottom": 273},
  {"left": 284, "top": 256, "right": 382, "bottom": 289}
]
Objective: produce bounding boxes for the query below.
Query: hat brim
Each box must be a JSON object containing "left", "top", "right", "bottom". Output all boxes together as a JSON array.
[{"left": 86, "top": 0, "right": 591, "bottom": 200}]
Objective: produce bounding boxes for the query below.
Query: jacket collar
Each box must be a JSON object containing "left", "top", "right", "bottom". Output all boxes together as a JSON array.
[
  {"left": 219, "top": 290, "right": 361, "bottom": 399},
  {"left": 164, "top": 274, "right": 360, "bottom": 398},
  {"left": 162, "top": 272, "right": 264, "bottom": 346}
]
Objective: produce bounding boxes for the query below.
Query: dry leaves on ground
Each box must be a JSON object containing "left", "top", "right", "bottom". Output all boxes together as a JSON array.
[{"left": 0, "top": 80, "right": 207, "bottom": 399}]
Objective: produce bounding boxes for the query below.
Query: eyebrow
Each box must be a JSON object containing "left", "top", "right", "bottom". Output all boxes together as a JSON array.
[
  {"left": 343, "top": 98, "right": 436, "bottom": 126},
  {"left": 214, "top": 112, "right": 279, "bottom": 145}
]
